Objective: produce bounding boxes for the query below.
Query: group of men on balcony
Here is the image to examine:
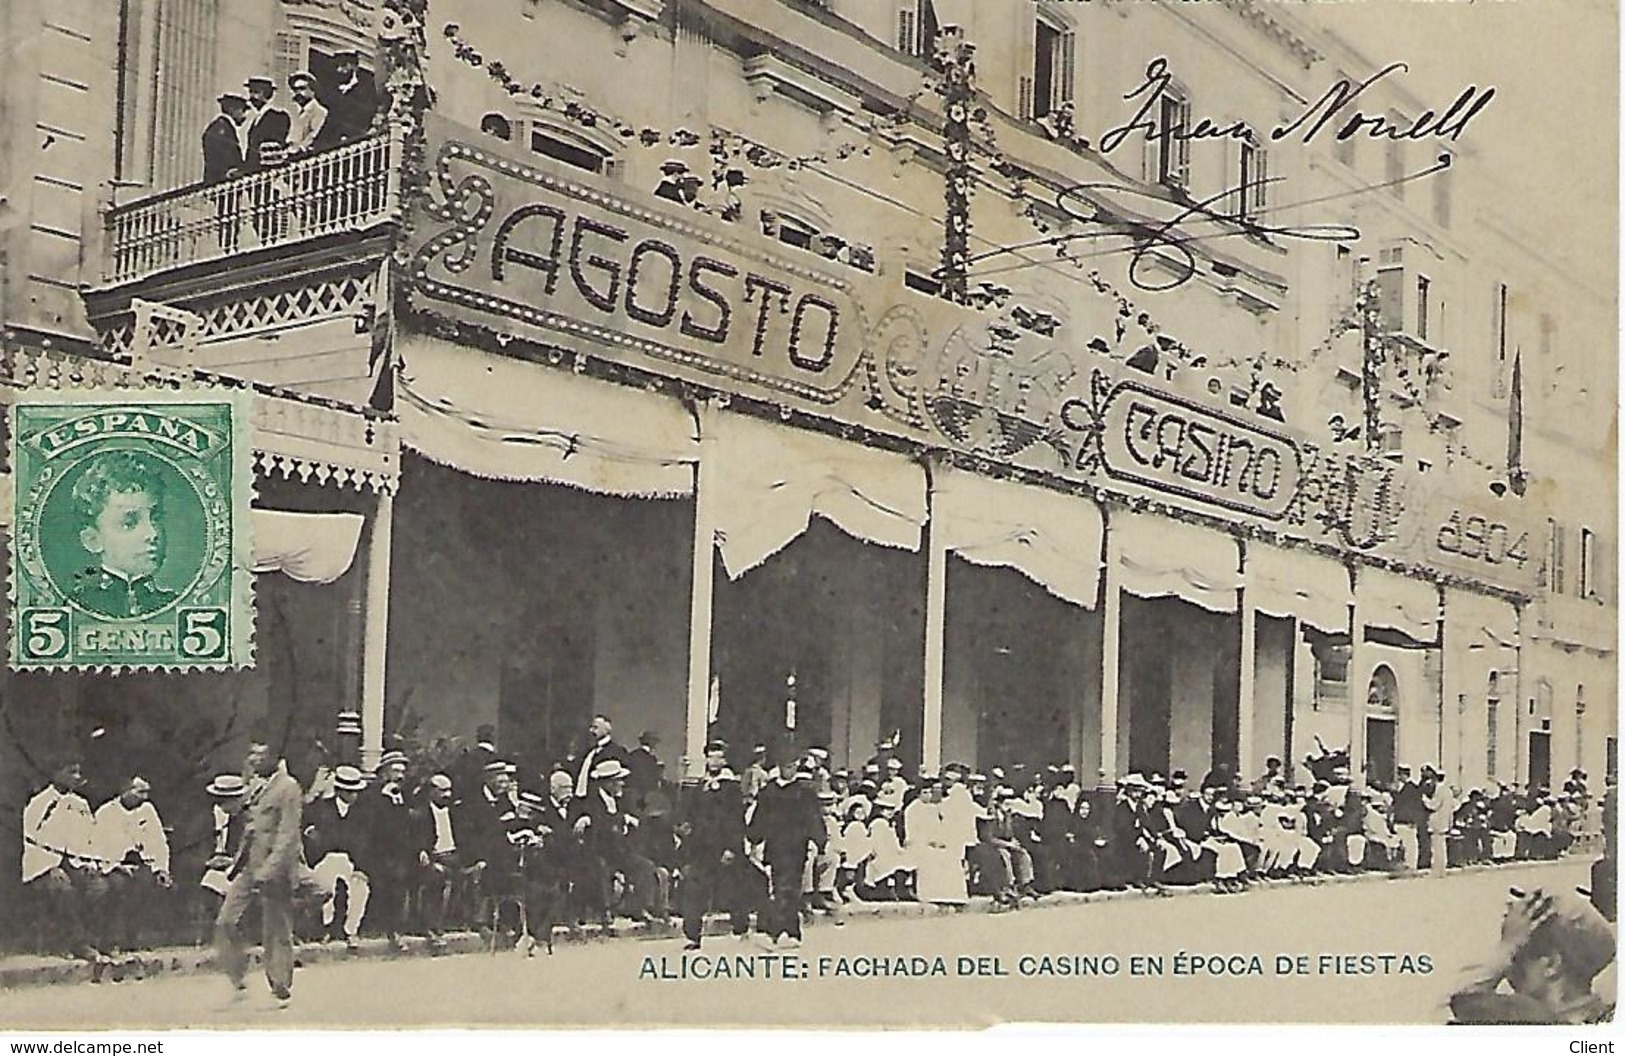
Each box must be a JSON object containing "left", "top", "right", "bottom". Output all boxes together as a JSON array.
[{"left": 201, "top": 51, "right": 379, "bottom": 184}]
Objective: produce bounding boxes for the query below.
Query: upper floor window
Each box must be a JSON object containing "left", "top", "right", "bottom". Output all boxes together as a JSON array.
[
  {"left": 481, "top": 113, "right": 513, "bottom": 141},
  {"left": 528, "top": 123, "right": 615, "bottom": 175},
  {"left": 1154, "top": 87, "right": 1192, "bottom": 190},
  {"left": 1549, "top": 519, "right": 1568, "bottom": 595},
  {"left": 1415, "top": 274, "right": 1431, "bottom": 342},
  {"left": 1432, "top": 156, "right": 1453, "bottom": 228},
  {"left": 1580, "top": 526, "right": 1596, "bottom": 599},
  {"left": 1238, "top": 134, "right": 1268, "bottom": 222},
  {"left": 896, "top": 0, "right": 937, "bottom": 59},
  {"left": 1385, "top": 124, "right": 1405, "bottom": 200},
  {"left": 1031, "top": 17, "right": 1075, "bottom": 120}
]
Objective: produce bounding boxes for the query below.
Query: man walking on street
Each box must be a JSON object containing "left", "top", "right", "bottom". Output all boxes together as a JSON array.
[
  {"left": 747, "top": 754, "right": 824, "bottom": 948},
  {"left": 216, "top": 738, "right": 305, "bottom": 1005},
  {"left": 678, "top": 740, "right": 751, "bottom": 949}
]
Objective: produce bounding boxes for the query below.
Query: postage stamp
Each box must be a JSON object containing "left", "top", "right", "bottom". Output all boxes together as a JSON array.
[{"left": 8, "top": 390, "right": 254, "bottom": 670}]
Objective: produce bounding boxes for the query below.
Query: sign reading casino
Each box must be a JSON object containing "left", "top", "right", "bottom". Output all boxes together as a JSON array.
[{"left": 403, "top": 117, "right": 1526, "bottom": 593}]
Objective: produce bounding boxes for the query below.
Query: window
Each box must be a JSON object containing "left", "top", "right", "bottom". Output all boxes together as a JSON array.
[
  {"left": 1549, "top": 519, "right": 1568, "bottom": 595},
  {"left": 1239, "top": 135, "right": 1267, "bottom": 221},
  {"left": 481, "top": 113, "right": 513, "bottom": 141},
  {"left": 1031, "top": 17, "right": 1075, "bottom": 120},
  {"left": 1432, "top": 157, "right": 1453, "bottom": 228},
  {"left": 1154, "top": 88, "right": 1192, "bottom": 189},
  {"left": 1415, "top": 274, "right": 1431, "bottom": 342},
  {"left": 1577, "top": 685, "right": 1587, "bottom": 768},
  {"left": 1385, "top": 124, "right": 1405, "bottom": 199},
  {"left": 1375, "top": 267, "right": 1404, "bottom": 333},
  {"left": 1486, "top": 673, "right": 1500, "bottom": 777},
  {"left": 1580, "top": 527, "right": 1596, "bottom": 599},
  {"left": 1331, "top": 73, "right": 1356, "bottom": 169},
  {"left": 530, "top": 127, "right": 609, "bottom": 174},
  {"left": 897, "top": 0, "right": 937, "bottom": 59}
]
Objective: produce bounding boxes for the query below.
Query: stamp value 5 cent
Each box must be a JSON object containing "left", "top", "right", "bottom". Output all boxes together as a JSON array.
[{"left": 9, "top": 392, "right": 254, "bottom": 670}]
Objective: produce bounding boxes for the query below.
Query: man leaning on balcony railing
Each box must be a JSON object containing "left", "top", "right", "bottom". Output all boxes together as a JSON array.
[{"left": 244, "top": 76, "right": 292, "bottom": 244}]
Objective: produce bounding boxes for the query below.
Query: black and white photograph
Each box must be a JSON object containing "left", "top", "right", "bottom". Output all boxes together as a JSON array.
[{"left": 0, "top": 0, "right": 1616, "bottom": 1036}]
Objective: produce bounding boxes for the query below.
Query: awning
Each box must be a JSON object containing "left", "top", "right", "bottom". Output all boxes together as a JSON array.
[
  {"left": 252, "top": 509, "right": 365, "bottom": 584},
  {"left": 1114, "top": 510, "right": 1240, "bottom": 613},
  {"left": 933, "top": 468, "right": 1102, "bottom": 609},
  {"left": 1445, "top": 588, "right": 1517, "bottom": 652},
  {"left": 1360, "top": 568, "right": 1439, "bottom": 644},
  {"left": 1247, "top": 544, "right": 1351, "bottom": 634},
  {"left": 397, "top": 337, "right": 696, "bottom": 498},
  {"left": 705, "top": 409, "right": 926, "bottom": 579}
]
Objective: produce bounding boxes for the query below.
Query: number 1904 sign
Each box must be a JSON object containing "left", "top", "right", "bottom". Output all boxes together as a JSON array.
[{"left": 9, "top": 393, "right": 254, "bottom": 671}]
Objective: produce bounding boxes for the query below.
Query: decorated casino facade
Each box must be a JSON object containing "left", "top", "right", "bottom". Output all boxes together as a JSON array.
[{"left": 0, "top": 0, "right": 1612, "bottom": 930}]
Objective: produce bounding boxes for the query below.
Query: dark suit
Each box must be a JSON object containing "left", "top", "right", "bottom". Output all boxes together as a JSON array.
[
  {"left": 677, "top": 775, "right": 751, "bottom": 943},
  {"left": 747, "top": 778, "right": 822, "bottom": 940},
  {"left": 578, "top": 785, "right": 652, "bottom": 919},
  {"left": 354, "top": 785, "right": 412, "bottom": 936},
  {"left": 69, "top": 569, "right": 177, "bottom": 621},
  {"left": 411, "top": 800, "right": 470, "bottom": 936},
  {"left": 245, "top": 106, "right": 291, "bottom": 170},
  {"left": 216, "top": 767, "right": 303, "bottom": 996},
  {"left": 319, "top": 72, "right": 379, "bottom": 147},
  {"left": 202, "top": 115, "right": 244, "bottom": 183}
]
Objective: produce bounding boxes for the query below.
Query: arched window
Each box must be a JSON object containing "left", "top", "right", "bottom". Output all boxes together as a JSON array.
[
  {"left": 1367, "top": 665, "right": 1399, "bottom": 714},
  {"left": 481, "top": 113, "right": 513, "bottom": 141}
]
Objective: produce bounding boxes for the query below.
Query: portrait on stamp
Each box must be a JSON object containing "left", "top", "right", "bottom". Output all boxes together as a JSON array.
[{"left": 9, "top": 395, "right": 253, "bottom": 670}]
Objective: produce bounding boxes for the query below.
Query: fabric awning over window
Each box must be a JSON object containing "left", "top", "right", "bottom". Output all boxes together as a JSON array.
[
  {"left": 933, "top": 468, "right": 1102, "bottom": 609},
  {"left": 1247, "top": 544, "right": 1351, "bottom": 634},
  {"left": 705, "top": 409, "right": 926, "bottom": 579},
  {"left": 252, "top": 509, "right": 365, "bottom": 584},
  {"left": 1446, "top": 588, "right": 1517, "bottom": 652},
  {"left": 1360, "top": 568, "right": 1439, "bottom": 644},
  {"left": 1114, "top": 510, "right": 1240, "bottom": 613},
  {"left": 397, "top": 337, "right": 697, "bottom": 498}
]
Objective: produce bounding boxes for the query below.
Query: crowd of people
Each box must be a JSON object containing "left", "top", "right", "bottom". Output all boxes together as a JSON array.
[{"left": 15, "top": 711, "right": 1607, "bottom": 992}]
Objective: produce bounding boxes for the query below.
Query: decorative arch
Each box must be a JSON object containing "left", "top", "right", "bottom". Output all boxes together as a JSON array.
[{"left": 1367, "top": 664, "right": 1400, "bottom": 714}]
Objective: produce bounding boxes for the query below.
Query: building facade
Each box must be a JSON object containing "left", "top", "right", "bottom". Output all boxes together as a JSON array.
[{"left": 0, "top": 0, "right": 1612, "bottom": 941}]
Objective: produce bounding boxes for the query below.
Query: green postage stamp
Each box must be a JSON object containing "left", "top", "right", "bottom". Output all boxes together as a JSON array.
[{"left": 9, "top": 391, "right": 254, "bottom": 670}]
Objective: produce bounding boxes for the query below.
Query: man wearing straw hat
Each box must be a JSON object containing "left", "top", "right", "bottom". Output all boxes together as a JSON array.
[
  {"left": 189, "top": 774, "right": 247, "bottom": 944},
  {"left": 304, "top": 764, "right": 373, "bottom": 950},
  {"left": 357, "top": 749, "right": 413, "bottom": 951}
]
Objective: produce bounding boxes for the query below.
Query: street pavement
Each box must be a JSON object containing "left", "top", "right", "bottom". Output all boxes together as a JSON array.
[{"left": 0, "top": 858, "right": 1602, "bottom": 1029}]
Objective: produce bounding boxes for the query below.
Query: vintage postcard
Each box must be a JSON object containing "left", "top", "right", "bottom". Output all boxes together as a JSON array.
[{"left": 0, "top": 0, "right": 1615, "bottom": 1035}]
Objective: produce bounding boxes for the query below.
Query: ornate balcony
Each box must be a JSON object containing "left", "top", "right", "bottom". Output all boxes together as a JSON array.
[{"left": 96, "top": 129, "right": 402, "bottom": 290}]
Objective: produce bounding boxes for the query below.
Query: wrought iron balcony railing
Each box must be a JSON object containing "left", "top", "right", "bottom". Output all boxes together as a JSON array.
[{"left": 100, "top": 129, "right": 402, "bottom": 288}]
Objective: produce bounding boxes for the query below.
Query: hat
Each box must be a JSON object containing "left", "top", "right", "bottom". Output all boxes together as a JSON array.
[
  {"left": 753, "top": 744, "right": 768, "bottom": 756},
  {"left": 378, "top": 750, "right": 409, "bottom": 768},
  {"left": 704, "top": 739, "right": 729, "bottom": 754},
  {"left": 245, "top": 75, "right": 274, "bottom": 90},
  {"left": 482, "top": 760, "right": 509, "bottom": 776},
  {"left": 591, "top": 760, "right": 631, "bottom": 781},
  {"left": 808, "top": 747, "right": 830, "bottom": 760},
  {"left": 288, "top": 70, "right": 317, "bottom": 89},
  {"left": 502, "top": 762, "right": 518, "bottom": 775},
  {"left": 333, "top": 765, "right": 366, "bottom": 792},
  {"left": 334, "top": 50, "right": 361, "bottom": 63},
  {"left": 428, "top": 774, "right": 453, "bottom": 791},
  {"left": 660, "top": 159, "right": 689, "bottom": 174},
  {"left": 885, "top": 758, "right": 903, "bottom": 770},
  {"left": 638, "top": 730, "right": 660, "bottom": 747},
  {"left": 518, "top": 790, "right": 546, "bottom": 808},
  {"left": 217, "top": 90, "right": 247, "bottom": 105},
  {"left": 817, "top": 790, "right": 838, "bottom": 802},
  {"left": 207, "top": 774, "right": 247, "bottom": 797}
]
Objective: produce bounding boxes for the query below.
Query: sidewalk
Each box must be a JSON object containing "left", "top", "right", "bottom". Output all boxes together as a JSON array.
[{"left": 0, "top": 855, "right": 1594, "bottom": 991}]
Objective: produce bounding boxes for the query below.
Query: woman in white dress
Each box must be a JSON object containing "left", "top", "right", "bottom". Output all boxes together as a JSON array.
[{"left": 904, "top": 777, "right": 969, "bottom": 906}]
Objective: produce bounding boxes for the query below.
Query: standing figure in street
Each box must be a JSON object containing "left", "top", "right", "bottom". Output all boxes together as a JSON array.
[
  {"left": 1391, "top": 765, "right": 1427, "bottom": 871},
  {"left": 748, "top": 757, "right": 824, "bottom": 947},
  {"left": 21, "top": 760, "right": 106, "bottom": 963},
  {"left": 905, "top": 776, "right": 970, "bottom": 906},
  {"left": 1424, "top": 767, "right": 1456, "bottom": 879},
  {"left": 676, "top": 740, "right": 751, "bottom": 949},
  {"left": 216, "top": 739, "right": 305, "bottom": 1005},
  {"left": 357, "top": 750, "right": 413, "bottom": 950}
]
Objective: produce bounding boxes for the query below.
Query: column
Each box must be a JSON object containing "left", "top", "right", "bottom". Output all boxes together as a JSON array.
[
  {"left": 1100, "top": 519, "right": 1122, "bottom": 782},
  {"left": 922, "top": 485, "right": 948, "bottom": 775},
  {"left": 1237, "top": 544, "right": 1257, "bottom": 780},
  {"left": 683, "top": 427, "right": 718, "bottom": 780},
  {"left": 1346, "top": 565, "right": 1365, "bottom": 788},
  {"left": 360, "top": 489, "right": 394, "bottom": 769}
]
